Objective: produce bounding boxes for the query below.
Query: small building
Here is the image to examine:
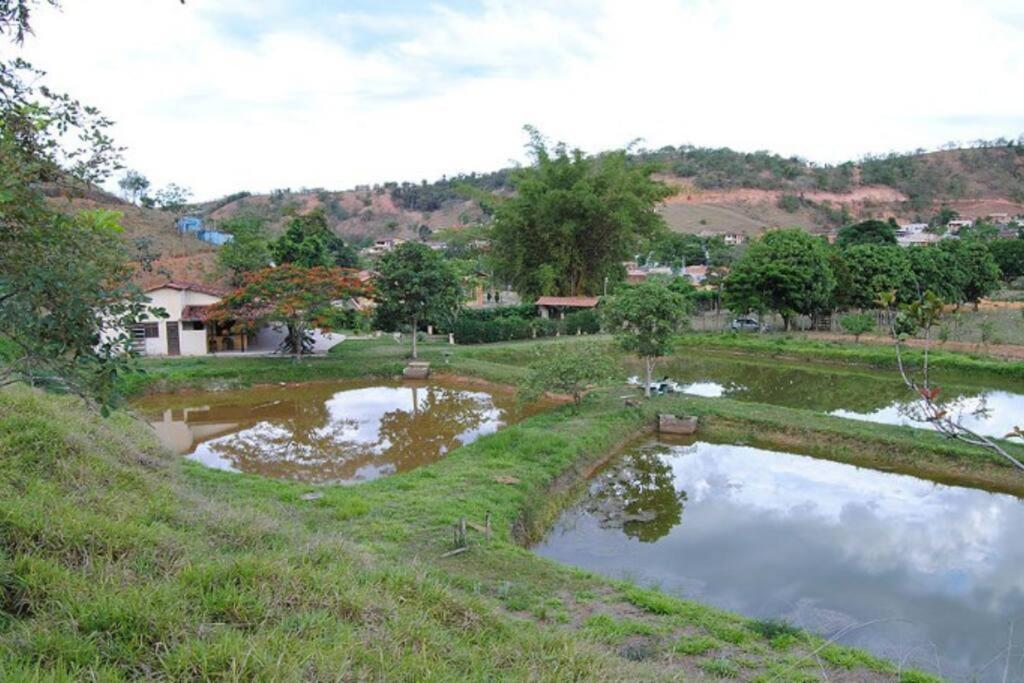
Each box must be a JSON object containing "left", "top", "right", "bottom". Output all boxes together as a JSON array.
[
  {"left": 898, "top": 223, "right": 929, "bottom": 235},
  {"left": 987, "top": 213, "right": 1011, "bottom": 225},
  {"left": 135, "top": 281, "right": 229, "bottom": 356},
  {"left": 722, "top": 233, "right": 745, "bottom": 246},
  {"left": 536, "top": 296, "right": 600, "bottom": 320},
  {"left": 897, "top": 233, "right": 942, "bottom": 247},
  {"left": 684, "top": 265, "right": 709, "bottom": 284},
  {"left": 363, "top": 237, "right": 406, "bottom": 257},
  {"left": 947, "top": 219, "right": 974, "bottom": 233},
  {"left": 625, "top": 264, "right": 674, "bottom": 284}
]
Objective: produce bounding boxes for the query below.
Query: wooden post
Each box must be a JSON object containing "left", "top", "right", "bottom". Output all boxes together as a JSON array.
[{"left": 485, "top": 512, "right": 492, "bottom": 541}]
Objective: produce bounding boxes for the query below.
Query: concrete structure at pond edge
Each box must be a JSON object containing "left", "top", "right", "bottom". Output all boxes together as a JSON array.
[
  {"left": 536, "top": 296, "right": 600, "bottom": 319},
  {"left": 403, "top": 361, "right": 431, "bottom": 379},
  {"left": 658, "top": 414, "right": 698, "bottom": 435},
  {"left": 135, "top": 281, "right": 344, "bottom": 357}
]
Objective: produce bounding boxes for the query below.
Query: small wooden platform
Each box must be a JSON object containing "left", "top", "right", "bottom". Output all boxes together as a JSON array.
[
  {"left": 403, "top": 361, "right": 431, "bottom": 379},
  {"left": 658, "top": 414, "right": 698, "bottom": 435}
]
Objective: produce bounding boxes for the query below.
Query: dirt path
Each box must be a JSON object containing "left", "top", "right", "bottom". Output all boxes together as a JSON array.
[{"left": 808, "top": 331, "right": 1024, "bottom": 361}]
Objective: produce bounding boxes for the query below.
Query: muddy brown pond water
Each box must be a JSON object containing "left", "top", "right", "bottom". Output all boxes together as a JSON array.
[
  {"left": 534, "top": 436, "right": 1024, "bottom": 682},
  {"left": 134, "top": 378, "right": 547, "bottom": 484}
]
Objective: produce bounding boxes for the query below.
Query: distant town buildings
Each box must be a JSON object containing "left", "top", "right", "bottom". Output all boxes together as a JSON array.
[{"left": 362, "top": 237, "right": 407, "bottom": 257}]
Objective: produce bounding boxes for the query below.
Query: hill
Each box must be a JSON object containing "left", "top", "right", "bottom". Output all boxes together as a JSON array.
[
  {"left": 57, "top": 142, "right": 1024, "bottom": 257},
  {"left": 43, "top": 184, "right": 214, "bottom": 258},
  {"left": 193, "top": 142, "right": 1024, "bottom": 243}
]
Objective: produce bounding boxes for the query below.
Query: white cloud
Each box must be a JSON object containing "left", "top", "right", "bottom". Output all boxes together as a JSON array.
[{"left": 13, "top": 0, "right": 1024, "bottom": 199}]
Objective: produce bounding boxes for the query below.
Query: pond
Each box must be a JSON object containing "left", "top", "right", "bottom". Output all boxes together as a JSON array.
[
  {"left": 134, "top": 379, "right": 545, "bottom": 484},
  {"left": 534, "top": 438, "right": 1024, "bottom": 681},
  {"left": 651, "top": 353, "right": 1024, "bottom": 439}
]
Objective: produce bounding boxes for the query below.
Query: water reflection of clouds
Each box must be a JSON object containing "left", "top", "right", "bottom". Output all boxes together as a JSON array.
[
  {"left": 663, "top": 443, "right": 1024, "bottom": 594},
  {"left": 537, "top": 440, "right": 1024, "bottom": 679},
  {"left": 831, "top": 391, "right": 1023, "bottom": 439}
]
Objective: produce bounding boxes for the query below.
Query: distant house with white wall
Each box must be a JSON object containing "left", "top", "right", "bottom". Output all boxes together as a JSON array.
[
  {"left": 898, "top": 223, "right": 929, "bottom": 235},
  {"left": 134, "top": 281, "right": 228, "bottom": 356},
  {"left": 947, "top": 219, "right": 974, "bottom": 233},
  {"left": 134, "top": 280, "right": 346, "bottom": 357},
  {"left": 897, "top": 232, "right": 943, "bottom": 247}
]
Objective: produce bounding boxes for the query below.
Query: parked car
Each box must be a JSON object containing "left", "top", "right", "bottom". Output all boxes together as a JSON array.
[{"left": 729, "top": 317, "right": 770, "bottom": 332}]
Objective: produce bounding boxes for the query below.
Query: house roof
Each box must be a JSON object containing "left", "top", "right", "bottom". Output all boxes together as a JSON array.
[
  {"left": 535, "top": 296, "right": 600, "bottom": 308},
  {"left": 145, "top": 280, "right": 229, "bottom": 297},
  {"left": 181, "top": 304, "right": 213, "bottom": 321}
]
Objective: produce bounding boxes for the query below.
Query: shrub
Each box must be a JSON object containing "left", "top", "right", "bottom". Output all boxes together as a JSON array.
[{"left": 839, "top": 313, "right": 875, "bottom": 342}]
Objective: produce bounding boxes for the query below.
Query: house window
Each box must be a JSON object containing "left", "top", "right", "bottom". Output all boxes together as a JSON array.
[
  {"left": 133, "top": 323, "right": 160, "bottom": 338},
  {"left": 184, "top": 321, "right": 205, "bottom": 331}
]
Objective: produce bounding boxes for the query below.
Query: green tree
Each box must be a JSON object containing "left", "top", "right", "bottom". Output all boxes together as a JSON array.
[
  {"left": 492, "top": 127, "right": 672, "bottom": 299},
  {"left": 117, "top": 169, "right": 150, "bottom": 205},
  {"left": 837, "top": 244, "right": 915, "bottom": 309},
  {"left": 217, "top": 215, "right": 272, "bottom": 286},
  {"left": 988, "top": 239, "right": 1024, "bottom": 281},
  {"left": 272, "top": 209, "right": 358, "bottom": 268},
  {"left": 603, "top": 281, "right": 691, "bottom": 397},
  {"left": 907, "top": 245, "right": 962, "bottom": 304},
  {"left": 649, "top": 232, "right": 706, "bottom": 268},
  {"left": 939, "top": 240, "right": 1001, "bottom": 307},
  {"left": 835, "top": 219, "right": 897, "bottom": 248},
  {"left": 723, "top": 229, "right": 836, "bottom": 330},
  {"left": 1, "top": 3, "right": 152, "bottom": 411},
  {"left": 373, "top": 242, "right": 462, "bottom": 359},
  {"left": 839, "top": 313, "right": 875, "bottom": 342},
  {"left": 210, "top": 265, "right": 367, "bottom": 361},
  {"left": 932, "top": 206, "right": 959, "bottom": 227},
  {"left": 152, "top": 183, "right": 192, "bottom": 212},
  {"left": 518, "top": 342, "right": 616, "bottom": 410}
]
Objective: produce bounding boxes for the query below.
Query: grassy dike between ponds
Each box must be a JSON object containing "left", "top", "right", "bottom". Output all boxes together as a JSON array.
[
  {"left": 10, "top": 337, "right": 1016, "bottom": 680},
  {"left": 675, "top": 332, "right": 1024, "bottom": 380}
]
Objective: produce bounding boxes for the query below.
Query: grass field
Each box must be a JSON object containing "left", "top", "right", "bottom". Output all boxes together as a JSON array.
[{"left": 9, "top": 335, "right": 1022, "bottom": 680}]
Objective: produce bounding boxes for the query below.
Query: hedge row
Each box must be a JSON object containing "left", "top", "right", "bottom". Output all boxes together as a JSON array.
[{"left": 451, "top": 308, "right": 601, "bottom": 344}]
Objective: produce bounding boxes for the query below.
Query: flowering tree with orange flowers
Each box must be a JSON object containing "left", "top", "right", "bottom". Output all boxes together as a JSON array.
[{"left": 210, "top": 265, "right": 369, "bottom": 361}]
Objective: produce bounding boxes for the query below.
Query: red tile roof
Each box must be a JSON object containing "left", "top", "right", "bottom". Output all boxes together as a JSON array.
[
  {"left": 535, "top": 296, "right": 600, "bottom": 308},
  {"left": 145, "top": 280, "right": 229, "bottom": 297}
]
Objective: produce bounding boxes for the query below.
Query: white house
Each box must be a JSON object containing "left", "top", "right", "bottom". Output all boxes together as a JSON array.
[
  {"left": 134, "top": 281, "right": 346, "bottom": 357},
  {"left": 134, "top": 281, "right": 228, "bottom": 356}
]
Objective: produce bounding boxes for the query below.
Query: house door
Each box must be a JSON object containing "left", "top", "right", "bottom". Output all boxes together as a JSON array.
[{"left": 166, "top": 321, "right": 180, "bottom": 356}]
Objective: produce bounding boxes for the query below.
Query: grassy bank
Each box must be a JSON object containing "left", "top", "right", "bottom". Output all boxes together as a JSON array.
[
  {"left": 675, "top": 332, "right": 1024, "bottom": 379},
  {"left": 1, "top": 383, "right": 946, "bottom": 681},
  {"left": 12, "top": 335, "right": 1022, "bottom": 679}
]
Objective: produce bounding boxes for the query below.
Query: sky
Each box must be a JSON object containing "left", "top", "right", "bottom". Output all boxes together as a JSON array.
[{"left": 13, "top": 0, "right": 1024, "bottom": 200}]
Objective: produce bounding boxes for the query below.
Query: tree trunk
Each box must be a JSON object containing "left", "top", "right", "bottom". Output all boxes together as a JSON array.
[
  {"left": 411, "top": 315, "right": 418, "bottom": 359},
  {"left": 644, "top": 357, "right": 653, "bottom": 398},
  {"left": 291, "top": 324, "right": 303, "bottom": 362}
]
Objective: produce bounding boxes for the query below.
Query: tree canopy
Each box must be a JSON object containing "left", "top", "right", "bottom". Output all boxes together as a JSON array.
[
  {"left": 210, "top": 265, "right": 367, "bottom": 361},
  {"left": 272, "top": 209, "right": 358, "bottom": 269},
  {"left": 723, "top": 229, "right": 835, "bottom": 329},
  {"left": 604, "top": 280, "right": 691, "bottom": 397},
  {"left": 938, "top": 239, "right": 1001, "bottom": 306},
  {"left": 217, "top": 215, "right": 272, "bottom": 286},
  {"left": 989, "top": 238, "right": 1024, "bottom": 281},
  {"left": 837, "top": 243, "right": 915, "bottom": 309},
  {"left": 1, "top": 0, "right": 153, "bottom": 410},
  {"left": 372, "top": 242, "right": 462, "bottom": 359},
  {"left": 835, "top": 219, "right": 898, "bottom": 248},
  {"left": 492, "top": 128, "right": 673, "bottom": 299}
]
